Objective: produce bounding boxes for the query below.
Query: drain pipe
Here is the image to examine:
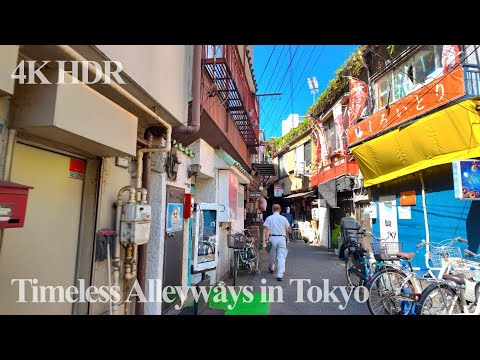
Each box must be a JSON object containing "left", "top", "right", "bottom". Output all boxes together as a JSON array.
[
  {"left": 135, "top": 131, "right": 153, "bottom": 316},
  {"left": 172, "top": 45, "right": 202, "bottom": 136},
  {"left": 114, "top": 186, "right": 135, "bottom": 315},
  {"left": 420, "top": 172, "right": 431, "bottom": 270}
]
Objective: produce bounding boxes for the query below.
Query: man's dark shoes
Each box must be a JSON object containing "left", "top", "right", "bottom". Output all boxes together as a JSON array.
[{"left": 276, "top": 277, "right": 283, "bottom": 281}]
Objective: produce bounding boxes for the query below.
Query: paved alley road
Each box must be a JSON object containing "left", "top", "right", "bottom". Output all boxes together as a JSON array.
[{"left": 233, "top": 239, "right": 371, "bottom": 315}]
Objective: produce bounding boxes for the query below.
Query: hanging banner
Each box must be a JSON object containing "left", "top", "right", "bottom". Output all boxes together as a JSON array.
[
  {"left": 347, "top": 66, "right": 466, "bottom": 147},
  {"left": 348, "top": 77, "right": 369, "bottom": 127},
  {"left": 442, "top": 45, "right": 460, "bottom": 75},
  {"left": 333, "top": 102, "right": 346, "bottom": 152},
  {"left": 315, "top": 120, "right": 329, "bottom": 168}
]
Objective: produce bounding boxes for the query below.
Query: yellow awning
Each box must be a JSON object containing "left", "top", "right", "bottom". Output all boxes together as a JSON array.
[{"left": 351, "top": 99, "right": 480, "bottom": 187}]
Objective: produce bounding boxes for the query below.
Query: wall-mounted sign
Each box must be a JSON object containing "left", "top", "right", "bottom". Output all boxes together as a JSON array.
[
  {"left": 364, "top": 202, "right": 377, "bottom": 219},
  {"left": 312, "top": 207, "right": 319, "bottom": 220},
  {"left": 453, "top": 160, "right": 480, "bottom": 200},
  {"left": 348, "top": 66, "right": 466, "bottom": 146},
  {"left": 398, "top": 205, "right": 412, "bottom": 219},
  {"left": 249, "top": 191, "right": 261, "bottom": 199},
  {"left": 400, "top": 190, "right": 416, "bottom": 206},
  {"left": 274, "top": 184, "right": 283, "bottom": 197},
  {"left": 167, "top": 203, "right": 183, "bottom": 232}
]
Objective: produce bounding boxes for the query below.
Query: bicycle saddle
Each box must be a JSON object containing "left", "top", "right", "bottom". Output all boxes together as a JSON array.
[
  {"left": 442, "top": 273, "right": 465, "bottom": 285},
  {"left": 396, "top": 252, "right": 415, "bottom": 261}
]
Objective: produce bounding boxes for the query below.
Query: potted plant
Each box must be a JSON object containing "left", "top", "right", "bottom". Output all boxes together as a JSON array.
[{"left": 331, "top": 224, "right": 341, "bottom": 255}]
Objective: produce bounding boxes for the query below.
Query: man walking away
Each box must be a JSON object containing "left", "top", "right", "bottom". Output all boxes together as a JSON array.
[
  {"left": 281, "top": 206, "right": 294, "bottom": 241},
  {"left": 264, "top": 204, "right": 291, "bottom": 281}
]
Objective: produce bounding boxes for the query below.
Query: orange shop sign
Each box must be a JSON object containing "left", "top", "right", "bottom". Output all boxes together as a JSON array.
[
  {"left": 347, "top": 66, "right": 466, "bottom": 146},
  {"left": 399, "top": 190, "right": 416, "bottom": 206}
]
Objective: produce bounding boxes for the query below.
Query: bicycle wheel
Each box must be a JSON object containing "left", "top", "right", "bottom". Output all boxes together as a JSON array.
[
  {"left": 367, "top": 268, "right": 416, "bottom": 315},
  {"left": 247, "top": 247, "right": 258, "bottom": 274},
  {"left": 345, "top": 253, "right": 365, "bottom": 288},
  {"left": 416, "top": 282, "right": 462, "bottom": 315},
  {"left": 233, "top": 251, "right": 238, "bottom": 286}
]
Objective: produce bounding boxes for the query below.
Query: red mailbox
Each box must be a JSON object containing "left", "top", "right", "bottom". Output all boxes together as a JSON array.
[{"left": 0, "top": 181, "right": 33, "bottom": 228}]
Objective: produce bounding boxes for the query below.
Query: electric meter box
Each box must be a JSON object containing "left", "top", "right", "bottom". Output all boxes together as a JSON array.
[
  {"left": 0, "top": 181, "right": 33, "bottom": 229},
  {"left": 120, "top": 203, "right": 151, "bottom": 245}
]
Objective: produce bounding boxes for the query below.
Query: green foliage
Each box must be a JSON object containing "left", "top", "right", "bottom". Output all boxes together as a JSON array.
[
  {"left": 271, "top": 45, "right": 368, "bottom": 154},
  {"left": 273, "top": 116, "right": 311, "bottom": 153},
  {"left": 308, "top": 46, "right": 366, "bottom": 120},
  {"left": 331, "top": 224, "right": 341, "bottom": 249}
]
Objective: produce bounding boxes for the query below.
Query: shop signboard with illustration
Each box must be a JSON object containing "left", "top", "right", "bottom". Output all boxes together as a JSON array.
[{"left": 453, "top": 160, "right": 480, "bottom": 200}]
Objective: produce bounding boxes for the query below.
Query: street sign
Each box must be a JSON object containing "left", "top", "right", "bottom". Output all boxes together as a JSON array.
[{"left": 274, "top": 185, "right": 283, "bottom": 197}]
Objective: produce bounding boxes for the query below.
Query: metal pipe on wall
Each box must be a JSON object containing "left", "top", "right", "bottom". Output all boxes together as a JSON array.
[
  {"left": 114, "top": 186, "right": 135, "bottom": 315},
  {"left": 135, "top": 131, "right": 153, "bottom": 316},
  {"left": 3, "top": 128, "right": 16, "bottom": 181},
  {"left": 420, "top": 172, "right": 431, "bottom": 269},
  {"left": 56, "top": 45, "right": 172, "bottom": 153},
  {"left": 172, "top": 45, "right": 202, "bottom": 136}
]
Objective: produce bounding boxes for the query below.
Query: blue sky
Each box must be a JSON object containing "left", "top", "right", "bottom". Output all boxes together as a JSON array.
[{"left": 253, "top": 45, "right": 358, "bottom": 140}]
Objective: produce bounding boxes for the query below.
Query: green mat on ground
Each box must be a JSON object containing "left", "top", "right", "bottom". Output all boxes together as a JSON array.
[{"left": 208, "top": 290, "right": 269, "bottom": 315}]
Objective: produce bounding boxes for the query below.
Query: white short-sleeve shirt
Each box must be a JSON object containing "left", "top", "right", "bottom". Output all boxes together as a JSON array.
[{"left": 263, "top": 213, "right": 290, "bottom": 237}]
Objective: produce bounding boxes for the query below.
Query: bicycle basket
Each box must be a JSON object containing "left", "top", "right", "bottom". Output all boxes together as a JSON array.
[
  {"left": 227, "top": 233, "right": 245, "bottom": 249},
  {"left": 371, "top": 242, "right": 403, "bottom": 261},
  {"left": 429, "top": 246, "right": 462, "bottom": 268}
]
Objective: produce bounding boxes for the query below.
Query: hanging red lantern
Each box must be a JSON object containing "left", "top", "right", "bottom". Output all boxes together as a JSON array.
[{"left": 257, "top": 197, "right": 267, "bottom": 211}]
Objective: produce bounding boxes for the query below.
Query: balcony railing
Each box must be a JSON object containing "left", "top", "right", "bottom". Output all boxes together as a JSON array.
[
  {"left": 203, "top": 45, "right": 259, "bottom": 147},
  {"left": 464, "top": 64, "right": 480, "bottom": 97}
]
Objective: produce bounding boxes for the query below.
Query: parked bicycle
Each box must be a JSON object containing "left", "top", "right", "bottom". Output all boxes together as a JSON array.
[
  {"left": 415, "top": 240, "right": 480, "bottom": 315},
  {"left": 227, "top": 228, "right": 259, "bottom": 286},
  {"left": 367, "top": 237, "right": 473, "bottom": 315},
  {"left": 341, "top": 217, "right": 395, "bottom": 288}
]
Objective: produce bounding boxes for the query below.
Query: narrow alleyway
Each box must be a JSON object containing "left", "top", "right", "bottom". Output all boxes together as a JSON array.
[{"left": 229, "top": 239, "right": 370, "bottom": 315}]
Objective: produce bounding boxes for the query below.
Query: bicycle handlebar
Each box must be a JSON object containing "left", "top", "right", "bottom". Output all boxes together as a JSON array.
[
  {"left": 465, "top": 249, "right": 480, "bottom": 257},
  {"left": 363, "top": 230, "right": 389, "bottom": 242},
  {"left": 416, "top": 237, "right": 469, "bottom": 250}
]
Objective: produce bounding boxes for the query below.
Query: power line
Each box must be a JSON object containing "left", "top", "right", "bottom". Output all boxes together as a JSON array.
[
  {"left": 263, "top": 46, "right": 287, "bottom": 95},
  {"left": 289, "top": 45, "right": 294, "bottom": 115},
  {"left": 263, "top": 46, "right": 317, "bottom": 134},
  {"left": 265, "top": 46, "right": 327, "bottom": 138},
  {"left": 271, "top": 46, "right": 318, "bottom": 124},
  {"left": 260, "top": 46, "right": 302, "bottom": 127},
  {"left": 257, "top": 45, "right": 277, "bottom": 84}
]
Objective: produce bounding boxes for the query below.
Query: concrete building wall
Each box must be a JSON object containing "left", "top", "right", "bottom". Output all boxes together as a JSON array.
[
  {"left": 96, "top": 45, "right": 193, "bottom": 126},
  {"left": 0, "top": 45, "right": 19, "bottom": 96}
]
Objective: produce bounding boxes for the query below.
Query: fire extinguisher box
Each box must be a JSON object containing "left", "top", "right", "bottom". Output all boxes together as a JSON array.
[
  {"left": 184, "top": 193, "right": 195, "bottom": 218},
  {"left": 0, "top": 181, "right": 33, "bottom": 228}
]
